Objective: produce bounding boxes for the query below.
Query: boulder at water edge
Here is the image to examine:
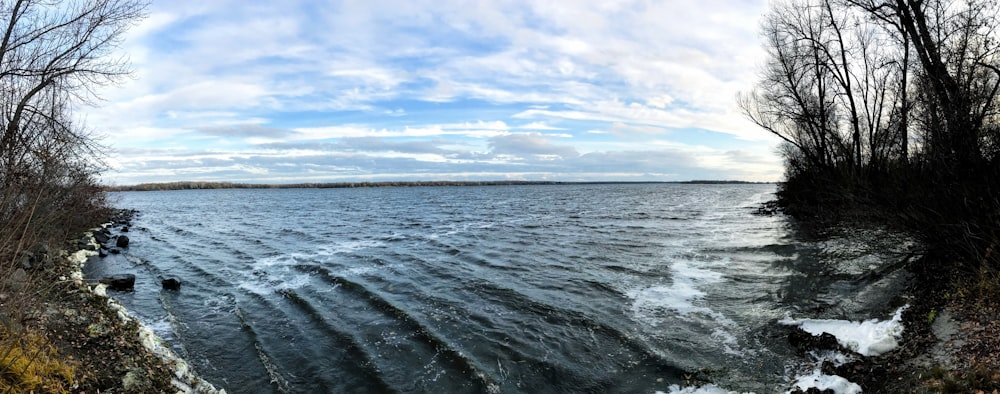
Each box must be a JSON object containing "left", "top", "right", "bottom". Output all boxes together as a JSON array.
[
  {"left": 99, "top": 274, "right": 136, "bottom": 291},
  {"left": 116, "top": 235, "right": 130, "bottom": 248},
  {"left": 161, "top": 278, "right": 181, "bottom": 291},
  {"left": 788, "top": 328, "right": 846, "bottom": 354},
  {"left": 93, "top": 231, "right": 110, "bottom": 245}
]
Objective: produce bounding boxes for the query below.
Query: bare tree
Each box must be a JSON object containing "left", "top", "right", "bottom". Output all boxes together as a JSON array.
[
  {"left": 0, "top": 0, "right": 146, "bottom": 189},
  {"left": 740, "top": 0, "right": 904, "bottom": 175},
  {"left": 0, "top": 0, "right": 146, "bottom": 278},
  {"left": 849, "top": 0, "right": 1000, "bottom": 170}
]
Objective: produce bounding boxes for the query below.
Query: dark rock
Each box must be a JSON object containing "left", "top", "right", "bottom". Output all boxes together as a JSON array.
[
  {"left": 109, "top": 248, "right": 121, "bottom": 255},
  {"left": 790, "top": 388, "right": 835, "bottom": 394},
  {"left": 121, "top": 226, "right": 129, "bottom": 233},
  {"left": 93, "top": 231, "right": 110, "bottom": 245},
  {"left": 99, "top": 248, "right": 109, "bottom": 258},
  {"left": 32, "top": 243, "right": 52, "bottom": 257},
  {"left": 116, "top": 235, "right": 130, "bottom": 248},
  {"left": 753, "top": 200, "right": 782, "bottom": 216},
  {"left": 20, "top": 245, "right": 54, "bottom": 271},
  {"left": 788, "top": 328, "right": 843, "bottom": 354},
  {"left": 19, "top": 254, "right": 32, "bottom": 270},
  {"left": 99, "top": 274, "right": 135, "bottom": 291},
  {"left": 78, "top": 237, "right": 97, "bottom": 251},
  {"left": 161, "top": 278, "right": 181, "bottom": 291}
]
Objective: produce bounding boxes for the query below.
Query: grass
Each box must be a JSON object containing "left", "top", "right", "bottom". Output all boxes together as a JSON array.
[{"left": 0, "top": 327, "right": 76, "bottom": 393}]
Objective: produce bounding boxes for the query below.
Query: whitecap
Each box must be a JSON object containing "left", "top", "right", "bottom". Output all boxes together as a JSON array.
[
  {"left": 317, "top": 240, "right": 385, "bottom": 256},
  {"left": 627, "top": 259, "right": 729, "bottom": 324},
  {"left": 627, "top": 258, "right": 743, "bottom": 356}
]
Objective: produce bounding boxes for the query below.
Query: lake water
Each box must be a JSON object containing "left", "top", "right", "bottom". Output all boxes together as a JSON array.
[{"left": 89, "top": 183, "right": 916, "bottom": 393}]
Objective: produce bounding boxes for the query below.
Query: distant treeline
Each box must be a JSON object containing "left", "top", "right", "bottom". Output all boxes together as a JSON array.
[
  {"left": 106, "top": 180, "right": 771, "bottom": 192},
  {"left": 108, "top": 180, "right": 562, "bottom": 191}
]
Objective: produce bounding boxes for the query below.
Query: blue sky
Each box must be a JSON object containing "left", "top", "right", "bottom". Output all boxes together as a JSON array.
[{"left": 86, "top": 0, "right": 781, "bottom": 185}]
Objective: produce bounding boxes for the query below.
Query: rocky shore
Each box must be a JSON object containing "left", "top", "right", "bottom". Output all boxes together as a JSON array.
[
  {"left": 12, "top": 209, "right": 224, "bottom": 393},
  {"left": 780, "top": 252, "right": 1000, "bottom": 393},
  {"left": 22, "top": 208, "right": 997, "bottom": 393}
]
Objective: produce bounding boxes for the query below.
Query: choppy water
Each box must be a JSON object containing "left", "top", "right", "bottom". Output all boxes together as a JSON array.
[{"left": 87, "top": 183, "right": 917, "bottom": 393}]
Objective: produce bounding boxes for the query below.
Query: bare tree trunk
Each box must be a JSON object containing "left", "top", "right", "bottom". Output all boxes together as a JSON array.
[{"left": 900, "top": 31, "right": 909, "bottom": 163}]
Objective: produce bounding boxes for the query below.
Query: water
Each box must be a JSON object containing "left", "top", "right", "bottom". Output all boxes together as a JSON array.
[{"left": 87, "top": 183, "right": 916, "bottom": 393}]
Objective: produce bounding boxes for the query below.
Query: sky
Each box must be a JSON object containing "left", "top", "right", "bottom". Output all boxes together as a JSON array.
[{"left": 84, "top": 0, "right": 783, "bottom": 185}]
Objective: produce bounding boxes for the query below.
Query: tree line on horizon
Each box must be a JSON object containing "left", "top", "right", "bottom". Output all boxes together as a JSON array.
[
  {"left": 105, "top": 179, "right": 773, "bottom": 191},
  {"left": 107, "top": 180, "right": 565, "bottom": 191},
  {"left": 742, "top": 0, "right": 1000, "bottom": 285}
]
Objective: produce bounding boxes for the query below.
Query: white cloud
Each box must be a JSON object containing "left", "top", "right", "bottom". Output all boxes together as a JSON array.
[{"left": 85, "top": 0, "right": 780, "bottom": 183}]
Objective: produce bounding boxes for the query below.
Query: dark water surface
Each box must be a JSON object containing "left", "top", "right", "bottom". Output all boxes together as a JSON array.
[{"left": 88, "top": 184, "right": 915, "bottom": 393}]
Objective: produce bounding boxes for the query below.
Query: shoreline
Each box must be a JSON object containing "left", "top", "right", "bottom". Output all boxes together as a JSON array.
[
  {"left": 71, "top": 224, "right": 225, "bottom": 393},
  {"left": 63, "top": 206, "right": 992, "bottom": 392},
  {"left": 15, "top": 209, "right": 227, "bottom": 393}
]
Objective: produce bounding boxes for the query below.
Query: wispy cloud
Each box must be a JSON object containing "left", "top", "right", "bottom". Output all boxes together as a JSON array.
[{"left": 88, "top": 0, "right": 779, "bottom": 184}]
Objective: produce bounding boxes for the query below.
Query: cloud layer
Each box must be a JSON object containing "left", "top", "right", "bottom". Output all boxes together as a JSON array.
[{"left": 87, "top": 0, "right": 782, "bottom": 184}]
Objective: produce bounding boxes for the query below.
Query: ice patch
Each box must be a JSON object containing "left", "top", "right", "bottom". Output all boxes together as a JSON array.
[
  {"left": 779, "top": 306, "right": 908, "bottom": 356},
  {"left": 787, "top": 370, "right": 861, "bottom": 394}
]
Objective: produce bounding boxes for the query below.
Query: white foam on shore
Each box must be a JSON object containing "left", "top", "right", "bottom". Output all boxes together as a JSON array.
[
  {"left": 786, "top": 370, "right": 861, "bottom": 394},
  {"left": 658, "top": 383, "right": 752, "bottom": 394},
  {"left": 778, "top": 306, "right": 908, "bottom": 394},
  {"left": 779, "top": 306, "right": 908, "bottom": 357},
  {"left": 73, "top": 229, "right": 225, "bottom": 394},
  {"left": 782, "top": 351, "right": 861, "bottom": 394}
]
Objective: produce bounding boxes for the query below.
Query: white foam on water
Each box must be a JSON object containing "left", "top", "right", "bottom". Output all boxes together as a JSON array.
[
  {"left": 238, "top": 253, "right": 315, "bottom": 297},
  {"left": 628, "top": 257, "right": 745, "bottom": 356},
  {"left": 316, "top": 240, "right": 385, "bottom": 256},
  {"left": 711, "top": 327, "right": 743, "bottom": 356},
  {"left": 342, "top": 262, "right": 404, "bottom": 277},
  {"left": 779, "top": 306, "right": 908, "bottom": 357},
  {"left": 145, "top": 316, "right": 174, "bottom": 338},
  {"left": 238, "top": 271, "right": 313, "bottom": 297},
  {"left": 628, "top": 259, "right": 725, "bottom": 321},
  {"left": 239, "top": 240, "right": 394, "bottom": 296}
]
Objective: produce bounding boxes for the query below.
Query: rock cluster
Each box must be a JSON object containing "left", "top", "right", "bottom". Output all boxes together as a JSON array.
[
  {"left": 66, "top": 209, "right": 223, "bottom": 393},
  {"left": 91, "top": 209, "right": 181, "bottom": 294}
]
